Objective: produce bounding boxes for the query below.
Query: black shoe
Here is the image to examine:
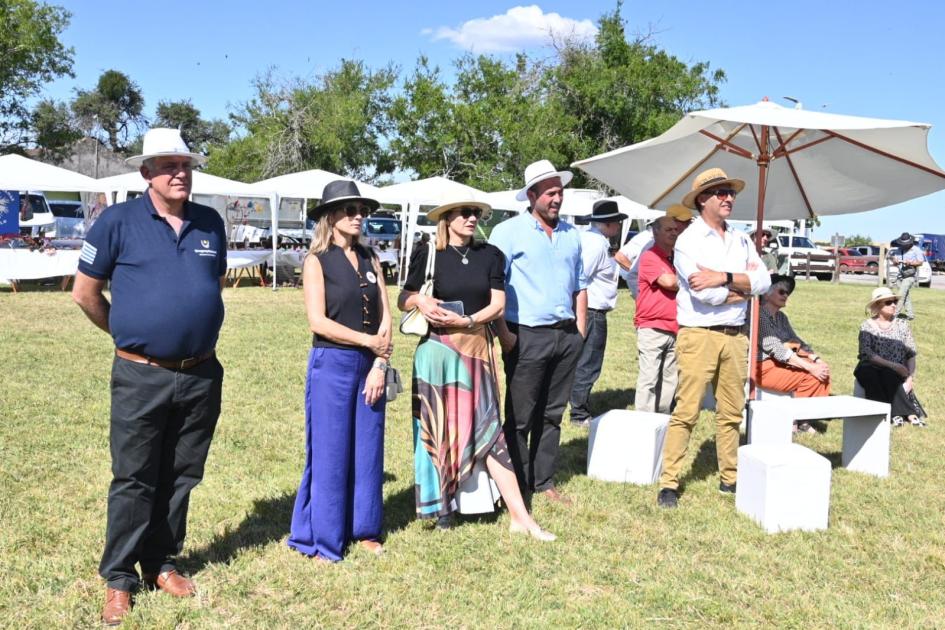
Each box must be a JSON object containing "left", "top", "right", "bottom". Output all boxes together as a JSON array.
[
  {"left": 435, "top": 514, "right": 454, "bottom": 530},
  {"left": 719, "top": 482, "right": 736, "bottom": 495},
  {"left": 657, "top": 488, "right": 679, "bottom": 509}
]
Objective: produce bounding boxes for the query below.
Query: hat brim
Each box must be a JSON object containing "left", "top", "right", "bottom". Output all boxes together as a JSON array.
[
  {"left": 575, "top": 212, "right": 628, "bottom": 225},
  {"left": 866, "top": 292, "right": 899, "bottom": 309},
  {"left": 768, "top": 273, "right": 796, "bottom": 294},
  {"left": 308, "top": 195, "right": 380, "bottom": 220},
  {"left": 426, "top": 200, "right": 492, "bottom": 223},
  {"left": 682, "top": 176, "right": 746, "bottom": 209},
  {"left": 516, "top": 170, "right": 573, "bottom": 201},
  {"left": 127, "top": 151, "right": 208, "bottom": 168}
]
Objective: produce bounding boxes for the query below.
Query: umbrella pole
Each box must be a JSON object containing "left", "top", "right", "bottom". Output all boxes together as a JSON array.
[{"left": 749, "top": 125, "right": 771, "bottom": 400}]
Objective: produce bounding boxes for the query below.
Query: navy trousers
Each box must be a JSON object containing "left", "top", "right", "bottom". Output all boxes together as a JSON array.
[
  {"left": 568, "top": 308, "right": 609, "bottom": 423},
  {"left": 100, "top": 355, "right": 223, "bottom": 592},
  {"left": 288, "top": 346, "right": 385, "bottom": 562}
]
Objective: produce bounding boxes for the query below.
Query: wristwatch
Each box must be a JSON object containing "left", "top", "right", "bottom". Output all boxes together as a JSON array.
[
  {"left": 724, "top": 272, "right": 733, "bottom": 287},
  {"left": 373, "top": 359, "right": 388, "bottom": 373},
  {"left": 466, "top": 315, "right": 475, "bottom": 328}
]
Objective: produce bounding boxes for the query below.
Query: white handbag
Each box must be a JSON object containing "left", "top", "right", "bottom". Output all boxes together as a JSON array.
[{"left": 399, "top": 242, "right": 436, "bottom": 337}]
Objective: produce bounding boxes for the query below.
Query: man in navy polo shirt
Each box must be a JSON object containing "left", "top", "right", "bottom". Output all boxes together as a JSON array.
[
  {"left": 491, "top": 159, "right": 587, "bottom": 506},
  {"left": 72, "top": 129, "right": 227, "bottom": 626}
]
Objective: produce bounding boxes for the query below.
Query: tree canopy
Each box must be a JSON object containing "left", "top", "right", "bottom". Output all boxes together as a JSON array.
[
  {"left": 72, "top": 69, "right": 147, "bottom": 152},
  {"left": 0, "top": 0, "right": 74, "bottom": 149}
]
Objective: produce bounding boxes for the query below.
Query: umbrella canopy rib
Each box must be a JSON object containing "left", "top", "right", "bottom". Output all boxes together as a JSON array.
[
  {"left": 773, "top": 127, "right": 816, "bottom": 220},
  {"left": 826, "top": 130, "right": 945, "bottom": 180}
]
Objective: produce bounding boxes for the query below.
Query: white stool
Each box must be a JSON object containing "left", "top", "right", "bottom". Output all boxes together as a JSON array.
[
  {"left": 736, "top": 443, "right": 831, "bottom": 533},
  {"left": 587, "top": 410, "right": 669, "bottom": 484},
  {"left": 755, "top": 387, "right": 794, "bottom": 400}
]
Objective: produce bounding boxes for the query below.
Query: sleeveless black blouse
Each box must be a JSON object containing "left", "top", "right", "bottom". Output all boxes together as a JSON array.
[{"left": 312, "top": 244, "right": 381, "bottom": 349}]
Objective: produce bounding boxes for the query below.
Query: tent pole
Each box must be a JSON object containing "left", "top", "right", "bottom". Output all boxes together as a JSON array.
[
  {"left": 749, "top": 124, "right": 771, "bottom": 400},
  {"left": 271, "top": 194, "right": 279, "bottom": 292}
]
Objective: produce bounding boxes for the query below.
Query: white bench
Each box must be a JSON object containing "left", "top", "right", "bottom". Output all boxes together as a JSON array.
[
  {"left": 587, "top": 410, "right": 669, "bottom": 484},
  {"left": 736, "top": 443, "right": 832, "bottom": 533},
  {"left": 747, "top": 395, "right": 891, "bottom": 477}
]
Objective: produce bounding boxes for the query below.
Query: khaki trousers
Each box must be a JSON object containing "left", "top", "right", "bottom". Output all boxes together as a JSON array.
[
  {"left": 634, "top": 327, "right": 678, "bottom": 413},
  {"left": 659, "top": 327, "right": 748, "bottom": 489}
]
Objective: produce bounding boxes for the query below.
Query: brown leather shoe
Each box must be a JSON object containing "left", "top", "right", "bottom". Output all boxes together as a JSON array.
[
  {"left": 142, "top": 570, "right": 197, "bottom": 597},
  {"left": 539, "top": 487, "right": 573, "bottom": 506},
  {"left": 101, "top": 587, "right": 132, "bottom": 626}
]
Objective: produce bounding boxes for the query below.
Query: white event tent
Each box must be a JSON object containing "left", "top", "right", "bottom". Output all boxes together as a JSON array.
[{"left": 0, "top": 154, "right": 102, "bottom": 192}]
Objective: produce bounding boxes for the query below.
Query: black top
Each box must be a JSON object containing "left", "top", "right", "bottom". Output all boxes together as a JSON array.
[
  {"left": 313, "top": 244, "right": 381, "bottom": 349},
  {"left": 404, "top": 241, "right": 505, "bottom": 315}
]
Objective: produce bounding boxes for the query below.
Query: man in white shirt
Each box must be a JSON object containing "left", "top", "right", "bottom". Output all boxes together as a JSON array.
[
  {"left": 568, "top": 200, "right": 626, "bottom": 427},
  {"left": 657, "top": 168, "right": 771, "bottom": 509},
  {"left": 615, "top": 204, "right": 693, "bottom": 298}
]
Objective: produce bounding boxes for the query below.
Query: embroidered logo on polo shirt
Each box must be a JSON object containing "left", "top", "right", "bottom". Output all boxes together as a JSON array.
[
  {"left": 194, "top": 239, "right": 218, "bottom": 257},
  {"left": 201, "top": 239, "right": 210, "bottom": 248}
]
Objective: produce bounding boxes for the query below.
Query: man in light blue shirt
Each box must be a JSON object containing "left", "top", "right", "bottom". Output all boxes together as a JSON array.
[{"left": 490, "top": 160, "right": 587, "bottom": 505}]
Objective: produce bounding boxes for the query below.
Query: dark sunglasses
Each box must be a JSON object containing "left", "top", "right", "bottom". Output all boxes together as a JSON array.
[
  {"left": 777, "top": 289, "right": 791, "bottom": 296},
  {"left": 881, "top": 299, "right": 898, "bottom": 306},
  {"left": 342, "top": 204, "right": 372, "bottom": 218},
  {"left": 704, "top": 187, "right": 738, "bottom": 199},
  {"left": 455, "top": 206, "right": 483, "bottom": 219}
]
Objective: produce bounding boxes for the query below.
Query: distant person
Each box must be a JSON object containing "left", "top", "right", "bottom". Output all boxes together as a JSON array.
[
  {"left": 71, "top": 129, "right": 226, "bottom": 625},
  {"left": 750, "top": 227, "right": 779, "bottom": 273},
  {"left": 569, "top": 200, "right": 626, "bottom": 427},
  {"left": 757, "top": 274, "right": 831, "bottom": 432},
  {"left": 398, "top": 199, "right": 553, "bottom": 541},
  {"left": 287, "top": 180, "right": 393, "bottom": 562},
  {"left": 890, "top": 232, "right": 925, "bottom": 320},
  {"left": 634, "top": 215, "right": 681, "bottom": 413},
  {"left": 615, "top": 204, "right": 693, "bottom": 298},
  {"left": 657, "top": 168, "right": 770, "bottom": 509},
  {"left": 490, "top": 159, "right": 587, "bottom": 506},
  {"left": 855, "top": 287, "right": 926, "bottom": 427}
]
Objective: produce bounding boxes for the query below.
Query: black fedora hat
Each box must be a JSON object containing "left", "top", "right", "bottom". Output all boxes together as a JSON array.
[
  {"left": 308, "top": 180, "right": 380, "bottom": 220},
  {"left": 892, "top": 232, "right": 915, "bottom": 249},
  {"left": 768, "top": 273, "right": 796, "bottom": 295},
  {"left": 574, "top": 199, "right": 628, "bottom": 225}
]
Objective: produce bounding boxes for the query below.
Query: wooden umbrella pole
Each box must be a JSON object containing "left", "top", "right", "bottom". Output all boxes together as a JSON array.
[{"left": 748, "top": 124, "right": 771, "bottom": 399}]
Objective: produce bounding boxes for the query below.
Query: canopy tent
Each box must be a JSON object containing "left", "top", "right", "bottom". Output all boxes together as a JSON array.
[
  {"left": 0, "top": 154, "right": 101, "bottom": 192},
  {"left": 375, "top": 176, "right": 487, "bottom": 284},
  {"left": 249, "top": 169, "right": 384, "bottom": 201}
]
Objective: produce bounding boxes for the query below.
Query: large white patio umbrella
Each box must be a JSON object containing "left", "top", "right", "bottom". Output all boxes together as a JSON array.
[{"left": 572, "top": 99, "right": 945, "bottom": 393}]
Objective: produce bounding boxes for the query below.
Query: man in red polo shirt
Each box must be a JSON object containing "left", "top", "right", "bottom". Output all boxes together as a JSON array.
[{"left": 634, "top": 215, "right": 681, "bottom": 413}]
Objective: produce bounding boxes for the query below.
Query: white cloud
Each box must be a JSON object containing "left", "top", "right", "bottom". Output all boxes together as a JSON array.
[{"left": 427, "top": 5, "right": 598, "bottom": 53}]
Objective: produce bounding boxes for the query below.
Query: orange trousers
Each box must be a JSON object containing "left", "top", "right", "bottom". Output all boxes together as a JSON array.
[{"left": 758, "top": 359, "right": 831, "bottom": 398}]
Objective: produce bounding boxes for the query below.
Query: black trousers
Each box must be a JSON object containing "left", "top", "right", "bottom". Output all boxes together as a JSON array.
[
  {"left": 99, "top": 355, "right": 223, "bottom": 592},
  {"left": 502, "top": 322, "right": 583, "bottom": 493},
  {"left": 854, "top": 362, "right": 914, "bottom": 418}
]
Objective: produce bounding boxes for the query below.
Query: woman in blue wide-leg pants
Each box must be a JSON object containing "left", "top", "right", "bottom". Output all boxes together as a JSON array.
[{"left": 286, "top": 180, "right": 393, "bottom": 562}]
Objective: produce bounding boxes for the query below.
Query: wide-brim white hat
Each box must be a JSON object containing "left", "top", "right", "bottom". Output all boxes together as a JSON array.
[
  {"left": 126, "top": 128, "right": 207, "bottom": 167},
  {"left": 516, "top": 159, "right": 573, "bottom": 201}
]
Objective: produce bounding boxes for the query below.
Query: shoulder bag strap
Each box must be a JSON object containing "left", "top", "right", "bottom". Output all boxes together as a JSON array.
[{"left": 425, "top": 241, "right": 436, "bottom": 280}]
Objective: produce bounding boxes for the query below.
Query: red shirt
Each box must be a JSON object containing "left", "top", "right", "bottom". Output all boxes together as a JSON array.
[{"left": 635, "top": 244, "right": 678, "bottom": 334}]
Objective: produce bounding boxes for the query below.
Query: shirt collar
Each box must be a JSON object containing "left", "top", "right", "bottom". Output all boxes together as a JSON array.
[{"left": 525, "top": 210, "right": 564, "bottom": 232}]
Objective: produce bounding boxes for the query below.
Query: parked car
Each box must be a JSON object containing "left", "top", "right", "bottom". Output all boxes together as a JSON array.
[
  {"left": 47, "top": 199, "right": 87, "bottom": 238},
  {"left": 776, "top": 233, "right": 836, "bottom": 281},
  {"left": 886, "top": 246, "right": 932, "bottom": 288},
  {"left": 17, "top": 191, "right": 55, "bottom": 237},
  {"left": 362, "top": 214, "right": 401, "bottom": 250},
  {"left": 837, "top": 247, "right": 870, "bottom": 274}
]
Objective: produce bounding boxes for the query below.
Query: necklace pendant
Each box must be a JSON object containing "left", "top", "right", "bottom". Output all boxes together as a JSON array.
[{"left": 461, "top": 257, "right": 469, "bottom": 265}]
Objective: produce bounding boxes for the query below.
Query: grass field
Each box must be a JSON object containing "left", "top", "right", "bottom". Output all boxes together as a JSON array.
[{"left": 1, "top": 281, "right": 944, "bottom": 628}]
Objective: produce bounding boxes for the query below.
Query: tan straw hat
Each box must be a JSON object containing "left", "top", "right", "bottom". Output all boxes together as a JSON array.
[
  {"left": 866, "top": 287, "right": 898, "bottom": 312},
  {"left": 682, "top": 167, "right": 746, "bottom": 209},
  {"left": 665, "top": 203, "right": 694, "bottom": 222},
  {"left": 426, "top": 200, "right": 492, "bottom": 222}
]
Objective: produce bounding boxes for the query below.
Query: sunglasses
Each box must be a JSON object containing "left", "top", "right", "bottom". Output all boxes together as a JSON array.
[
  {"left": 881, "top": 299, "right": 898, "bottom": 306},
  {"left": 341, "top": 204, "right": 372, "bottom": 218},
  {"left": 704, "top": 188, "right": 738, "bottom": 199},
  {"left": 777, "top": 289, "right": 791, "bottom": 296},
  {"left": 455, "top": 206, "right": 483, "bottom": 219}
]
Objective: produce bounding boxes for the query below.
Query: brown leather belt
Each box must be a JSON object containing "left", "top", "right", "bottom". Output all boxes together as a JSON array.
[
  {"left": 688, "top": 324, "right": 744, "bottom": 336},
  {"left": 116, "top": 348, "right": 215, "bottom": 370}
]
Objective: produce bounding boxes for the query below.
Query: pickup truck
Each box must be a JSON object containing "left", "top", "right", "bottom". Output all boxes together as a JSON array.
[
  {"left": 776, "top": 233, "right": 836, "bottom": 281},
  {"left": 838, "top": 247, "right": 876, "bottom": 274}
]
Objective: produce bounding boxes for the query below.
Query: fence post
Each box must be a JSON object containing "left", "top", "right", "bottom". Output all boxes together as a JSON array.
[
  {"left": 805, "top": 252, "right": 811, "bottom": 280},
  {"left": 833, "top": 246, "right": 840, "bottom": 283}
]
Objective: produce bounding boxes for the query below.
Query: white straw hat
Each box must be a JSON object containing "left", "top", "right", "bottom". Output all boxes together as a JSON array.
[
  {"left": 516, "top": 159, "right": 573, "bottom": 201},
  {"left": 126, "top": 128, "right": 207, "bottom": 167}
]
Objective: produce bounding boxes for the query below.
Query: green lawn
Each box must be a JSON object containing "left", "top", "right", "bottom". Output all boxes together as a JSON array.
[{"left": 1, "top": 282, "right": 943, "bottom": 627}]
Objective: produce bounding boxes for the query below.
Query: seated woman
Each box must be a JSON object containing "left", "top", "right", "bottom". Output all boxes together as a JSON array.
[
  {"left": 757, "top": 275, "right": 831, "bottom": 432},
  {"left": 398, "top": 199, "right": 553, "bottom": 541},
  {"left": 854, "top": 287, "right": 926, "bottom": 427}
]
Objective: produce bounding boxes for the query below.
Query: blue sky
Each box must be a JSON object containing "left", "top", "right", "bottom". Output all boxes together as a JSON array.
[{"left": 43, "top": 0, "right": 945, "bottom": 242}]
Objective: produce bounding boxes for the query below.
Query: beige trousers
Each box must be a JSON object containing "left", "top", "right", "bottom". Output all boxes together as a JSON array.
[{"left": 659, "top": 327, "right": 748, "bottom": 489}]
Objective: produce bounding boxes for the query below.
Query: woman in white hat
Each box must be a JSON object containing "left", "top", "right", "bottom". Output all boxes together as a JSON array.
[
  {"left": 854, "top": 287, "right": 926, "bottom": 427},
  {"left": 397, "top": 200, "right": 554, "bottom": 541}
]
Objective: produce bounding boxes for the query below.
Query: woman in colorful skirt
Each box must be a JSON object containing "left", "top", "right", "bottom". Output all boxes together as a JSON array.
[
  {"left": 288, "top": 180, "right": 393, "bottom": 562},
  {"left": 398, "top": 200, "right": 554, "bottom": 541}
]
